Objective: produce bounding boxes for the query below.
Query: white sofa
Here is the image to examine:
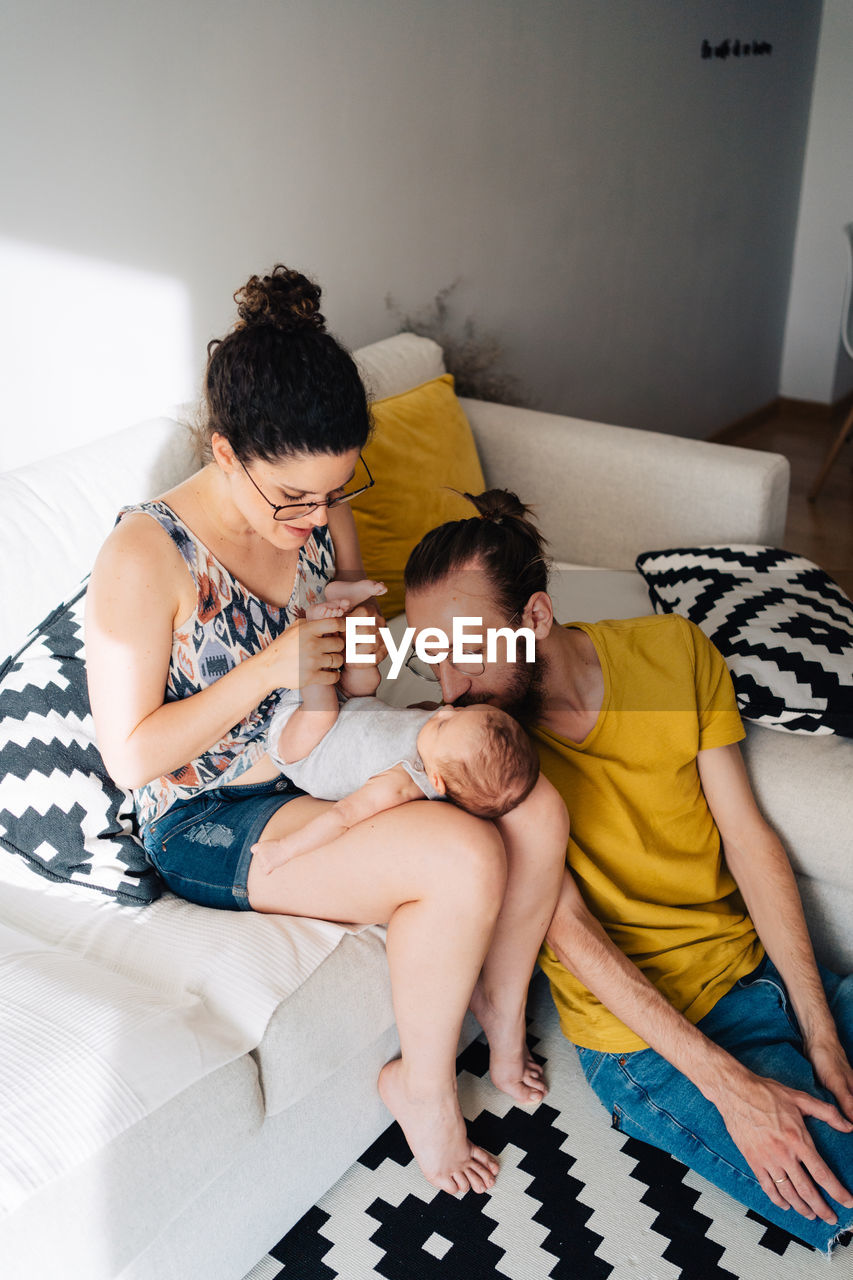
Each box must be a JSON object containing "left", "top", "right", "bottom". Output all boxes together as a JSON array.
[{"left": 1, "top": 333, "right": 851, "bottom": 1280}]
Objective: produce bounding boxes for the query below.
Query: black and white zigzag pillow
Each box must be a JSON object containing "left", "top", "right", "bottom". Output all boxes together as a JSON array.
[
  {"left": 0, "top": 584, "right": 163, "bottom": 903},
  {"left": 636, "top": 546, "right": 853, "bottom": 737}
]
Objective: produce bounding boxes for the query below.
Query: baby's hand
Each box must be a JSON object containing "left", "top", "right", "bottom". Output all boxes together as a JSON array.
[{"left": 250, "top": 837, "right": 304, "bottom": 874}]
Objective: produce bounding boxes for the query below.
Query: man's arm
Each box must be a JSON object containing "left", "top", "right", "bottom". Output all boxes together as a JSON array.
[
  {"left": 699, "top": 741, "right": 853, "bottom": 1121},
  {"left": 547, "top": 866, "right": 853, "bottom": 1223},
  {"left": 252, "top": 766, "right": 422, "bottom": 871}
]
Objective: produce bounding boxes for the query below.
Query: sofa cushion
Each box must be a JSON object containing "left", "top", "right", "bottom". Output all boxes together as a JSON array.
[
  {"left": 0, "top": 852, "right": 359, "bottom": 1041},
  {"left": 636, "top": 546, "right": 853, "bottom": 736},
  {"left": 0, "top": 586, "right": 161, "bottom": 903},
  {"left": 741, "top": 722, "right": 853, "bottom": 973},
  {"left": 0, "top": 851, "right": 360, "bottom": 1219},
  {"left": 352, "top": 374, "right": 486, "bottom": 617},
  {"left": 353, "top": 331, "right": 445, "bottom": 402},
  {"left": 548, "top": 563, "right": 654, "bottom": 625},
  {"left": 0, "top": 919, "right": 261, "bottom": 1220}
]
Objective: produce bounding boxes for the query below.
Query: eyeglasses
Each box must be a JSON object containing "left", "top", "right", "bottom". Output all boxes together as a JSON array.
[
  {"left": 405, "top": 652, "right": 485, "bottom": 682},
  {"left": 404, "top": 611, "right": 522, "bottom": 683},
  {"left": 239, "top": 454, "right": 374, "bottom": 521}
]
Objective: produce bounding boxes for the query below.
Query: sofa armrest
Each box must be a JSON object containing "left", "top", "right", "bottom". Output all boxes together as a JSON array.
[
  {"left": 0, "top": 416, "right": 199, "bottom": 661},
  {"left": 461, "top": 399, "right": 790, "bottom": 568}
]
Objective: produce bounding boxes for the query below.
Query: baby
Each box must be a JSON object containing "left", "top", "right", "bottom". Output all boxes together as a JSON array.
[{"left": 253, "top": 577, "right": 540, "bottom": 871}]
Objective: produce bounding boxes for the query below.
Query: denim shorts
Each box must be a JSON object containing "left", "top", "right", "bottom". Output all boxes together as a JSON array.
[{"left": 141, "top": 775, "right": 306, "bottom": 911}]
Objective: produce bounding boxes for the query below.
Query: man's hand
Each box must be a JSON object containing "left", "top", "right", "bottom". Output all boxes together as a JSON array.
[
  {"left": 547, "top": 870, "right": 853, "bottom": 1224},
  {"left": 810, "top": 1037, "right": 853, "bottom": 1124},
  {"left": 714, "top": 1067, "right": 853, "bottom": 1221}
]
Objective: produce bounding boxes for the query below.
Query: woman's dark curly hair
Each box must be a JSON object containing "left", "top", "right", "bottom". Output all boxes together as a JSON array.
[
  {"left": 199, "top": 265, "right": 371, "bottom": 462},
  {"left": 404, "top": 489, "right": 550, "bottom": 621}
]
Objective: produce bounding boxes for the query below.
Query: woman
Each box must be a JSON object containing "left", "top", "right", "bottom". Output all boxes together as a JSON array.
[{"left": 86, "top": 266, "right": 567, "bottom": 1196}]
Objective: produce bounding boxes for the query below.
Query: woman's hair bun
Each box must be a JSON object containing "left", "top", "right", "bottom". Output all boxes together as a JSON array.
[
  {"left": 463, "top": 488, "right": 532, "bottom": 525},
  {"left": 234, "top": 265, "right": 325, "bottom": 334}
]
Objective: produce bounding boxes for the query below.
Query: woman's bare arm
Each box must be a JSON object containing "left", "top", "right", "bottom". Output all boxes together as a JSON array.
[{"left": 85, "top": 516, "right": 344, "bottom": 788}]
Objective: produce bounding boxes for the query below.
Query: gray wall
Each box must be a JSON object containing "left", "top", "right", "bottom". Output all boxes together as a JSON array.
[
  {"left": 0, "top": 0, "right": 822, "bottom": 468},
  {"left": 781, "top": 0, "right": 853, "bottom": 405}
]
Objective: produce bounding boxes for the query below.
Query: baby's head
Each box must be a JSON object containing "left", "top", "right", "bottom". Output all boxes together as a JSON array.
[{"left": 416, "top": 704, "right": 539, "bottom": 819}]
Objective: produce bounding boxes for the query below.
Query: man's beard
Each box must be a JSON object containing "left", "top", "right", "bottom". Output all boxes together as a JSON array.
[{"left": 456, "top": 656, "right": 547, "bottom": 725}]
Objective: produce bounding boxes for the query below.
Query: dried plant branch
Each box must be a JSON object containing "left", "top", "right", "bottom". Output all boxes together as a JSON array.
[{"left": 385, "top": 280, "right": 534, "bottom": 407}]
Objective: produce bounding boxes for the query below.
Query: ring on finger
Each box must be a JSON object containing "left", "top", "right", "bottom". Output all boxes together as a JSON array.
[{"left": 773, "top": 1175, "right": 790, "bottom": 1185}]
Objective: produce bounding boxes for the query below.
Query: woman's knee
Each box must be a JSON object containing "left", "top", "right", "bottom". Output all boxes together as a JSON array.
[
  {"left": 498, "top": 774, "right": 569, "bottom": 856},
  {"left": 430, "top": 808, "right": 507, "bottom": 909}
]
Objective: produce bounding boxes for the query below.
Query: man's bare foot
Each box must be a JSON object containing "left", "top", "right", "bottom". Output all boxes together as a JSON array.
[
  {"left": 470, "top": 982, "right": 547, "bottom": 1106},
  {"left": 378, "top": 1059, "right": 499, "bottom": 1196}
]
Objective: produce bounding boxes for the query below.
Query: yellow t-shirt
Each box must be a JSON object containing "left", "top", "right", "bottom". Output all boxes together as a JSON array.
[{"left": 535, "top": 614, "right": 763, "bottom": 1053}]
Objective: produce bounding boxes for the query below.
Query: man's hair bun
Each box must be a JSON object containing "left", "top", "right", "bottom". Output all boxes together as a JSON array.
[
  {"left": 464, "top": 488, "right": 532, "bottom": 525},
  {"left": 234, "top": 264, "right": 325, "bottom": 334},
  {"left": 405, "top": 487, "right": 549, "bottom": 623}
]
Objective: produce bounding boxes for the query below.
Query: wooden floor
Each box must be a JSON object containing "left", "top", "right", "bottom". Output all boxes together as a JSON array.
[{"left": 721, "top": 401, "right": 853, "bottom": 600}]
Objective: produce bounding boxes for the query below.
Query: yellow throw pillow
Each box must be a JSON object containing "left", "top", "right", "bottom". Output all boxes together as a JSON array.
[{"left": 352, "top": 374, "right": 486, "bottom": 618}]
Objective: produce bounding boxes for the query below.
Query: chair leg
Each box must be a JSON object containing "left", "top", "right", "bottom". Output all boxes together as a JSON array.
[{"left": 807, "top": 402, "right": 853, "bottom": 502}]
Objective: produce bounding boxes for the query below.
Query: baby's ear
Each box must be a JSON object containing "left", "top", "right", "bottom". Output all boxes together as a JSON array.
[{"left": 428, "top": 768, "right": 446, "bottom": 796}]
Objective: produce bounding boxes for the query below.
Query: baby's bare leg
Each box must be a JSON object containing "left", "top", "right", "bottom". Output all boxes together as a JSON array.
[
  {"left": 323, "top": 578, "right": 386, "bottom": 609},
  {"left": 312, "top": 582, "right": 386, "bottom": 696},
  {"left": 339, "top": 659, "right": 381, "bottom": 697},
  {"left": 470, "top": 775, "right": 568, "bottom": 1106}
]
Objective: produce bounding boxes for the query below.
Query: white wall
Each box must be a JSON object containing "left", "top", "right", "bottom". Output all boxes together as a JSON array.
[
  {"left": 0, "top": 0, "right": 822, "bottom": 468},
  {"left": 781, "top": 0, "right": 853, "bottom": 405}
]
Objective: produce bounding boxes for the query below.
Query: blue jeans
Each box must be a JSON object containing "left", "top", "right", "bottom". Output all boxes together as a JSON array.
[{"left": 576, "top": 956, "right": 853, "bottom": 1252}]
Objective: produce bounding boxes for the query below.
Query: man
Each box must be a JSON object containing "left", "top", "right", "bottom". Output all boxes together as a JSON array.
[{"left": 403, "top": 488, "right": 853, "bottom": 1252}]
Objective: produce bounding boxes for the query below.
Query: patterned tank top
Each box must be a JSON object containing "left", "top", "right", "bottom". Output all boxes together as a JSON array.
[{"left": 118, "top": 500, "right": 335, "bottom": 828}]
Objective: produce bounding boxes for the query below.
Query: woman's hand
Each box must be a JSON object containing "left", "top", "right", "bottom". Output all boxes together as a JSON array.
[{"left": 258, "top": 615, "right": 347, "bottom": 694}]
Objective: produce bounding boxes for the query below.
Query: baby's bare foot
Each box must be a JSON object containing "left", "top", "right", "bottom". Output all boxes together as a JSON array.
[
  {"left": 324, "top": 578, "right": 386, "bottom": 608},
  {"left": 378, "top": 1059, "right": 498, "bottom": 1196},
  {"left": 470, "top": 982, "right": 547, "bottom": 1106},
  {"left": 306, "top": 600, "right": 349, "bottom": 620}
]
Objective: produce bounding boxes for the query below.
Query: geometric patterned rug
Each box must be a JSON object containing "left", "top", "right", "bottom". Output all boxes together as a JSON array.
[{"left": 242, "top": 974, "right": 850, "bottom": 1280}]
